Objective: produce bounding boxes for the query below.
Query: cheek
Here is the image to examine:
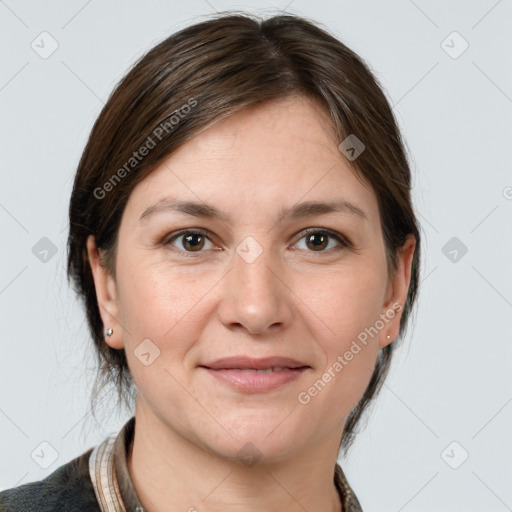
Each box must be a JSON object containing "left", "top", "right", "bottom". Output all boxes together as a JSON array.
[
  {"left": 114, "top": 252, "right": 223, "bottom": 382},
  {"left": 116, "top": 249, "right": 210, "bottom": 335},
  {"left": 292, "top": 263, "right": 385, "bottom": 412},
  {"left": 297, "top": 260, "right": 387, "bottom": 345}
]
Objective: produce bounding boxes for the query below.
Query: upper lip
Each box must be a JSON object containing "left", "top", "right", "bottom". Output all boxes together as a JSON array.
[{"left": 200, "top": 356, "right": 310, "bottom": 370}]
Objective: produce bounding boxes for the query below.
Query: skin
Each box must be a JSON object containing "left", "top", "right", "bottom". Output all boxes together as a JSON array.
[{"left": 87, "top": 94, "right": 415, "bottom": 512}]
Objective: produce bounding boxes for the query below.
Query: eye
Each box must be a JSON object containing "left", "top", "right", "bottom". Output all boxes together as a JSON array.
[
  {"left": 293, "top": 228, "right": 351, "bottom": 253},
  {"left": 162, "top": 227, "right": 351, "bottom": 256},
  {"left": 165, "top": 229, "right": 216, "bottom": 253}
]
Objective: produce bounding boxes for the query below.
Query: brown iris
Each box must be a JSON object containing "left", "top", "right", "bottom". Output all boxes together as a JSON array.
[
  {"left": 182, "top": 233, "right": 205, "bottom": 251},
  {"left": 305, "top": 232, "right": 328, "bottom": 251}
]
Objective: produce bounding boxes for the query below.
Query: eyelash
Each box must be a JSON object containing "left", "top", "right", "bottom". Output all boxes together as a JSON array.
[{"left": 161, "top": 227, "right": 352, "bottom": 257}]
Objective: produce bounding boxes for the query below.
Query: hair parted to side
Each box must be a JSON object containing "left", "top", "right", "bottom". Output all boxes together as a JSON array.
[{"left": 67, "top": 11, "right": 421, "bottom": 457}]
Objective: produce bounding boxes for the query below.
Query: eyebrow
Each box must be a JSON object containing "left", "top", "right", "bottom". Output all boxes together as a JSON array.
[{"left": 139, "top": 197, "right": 368, "bottom": 224}]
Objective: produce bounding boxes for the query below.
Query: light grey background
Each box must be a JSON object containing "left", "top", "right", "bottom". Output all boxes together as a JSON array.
[{"left": 1, "top": 1, "right": 511, "bottom": 510}]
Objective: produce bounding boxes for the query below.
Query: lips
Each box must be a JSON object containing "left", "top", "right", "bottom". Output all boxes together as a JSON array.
[
  {"left": 200, "top": 356, "right": 310, "bottom": 371},
  {"left": 199, "top": 356, "right": 310, "bottom": 393}
]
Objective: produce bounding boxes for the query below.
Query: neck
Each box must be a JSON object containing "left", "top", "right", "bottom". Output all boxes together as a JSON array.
[{"left": 127, "top": 402, "right": 343, "bottom": 512}]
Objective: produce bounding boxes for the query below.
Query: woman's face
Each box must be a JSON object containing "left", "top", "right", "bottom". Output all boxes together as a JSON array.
[{"left": 89, "top": 94, "right": 415, "bottom": 462}]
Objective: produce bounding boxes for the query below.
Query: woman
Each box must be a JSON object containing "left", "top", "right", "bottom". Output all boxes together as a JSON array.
[{"left": 0, "top": 11, "right": 420, "bottom": 511}]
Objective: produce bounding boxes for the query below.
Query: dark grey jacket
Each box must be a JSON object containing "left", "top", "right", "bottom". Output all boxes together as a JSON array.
[{"left": 0, "top": 448, "right": 100, "bottom": 512}]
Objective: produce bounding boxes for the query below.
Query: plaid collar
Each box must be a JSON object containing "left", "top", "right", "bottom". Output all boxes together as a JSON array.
[{"left": 89, "top": 416, "right": 362, "bottom": 512}]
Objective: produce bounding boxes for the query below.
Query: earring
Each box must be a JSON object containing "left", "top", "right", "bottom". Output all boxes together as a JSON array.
[
  {"left": 104, "top": 328, "right": 113, "bottom": 337},
  {"left": 386, "top": 334, "right": 391, "bottom": 340}
]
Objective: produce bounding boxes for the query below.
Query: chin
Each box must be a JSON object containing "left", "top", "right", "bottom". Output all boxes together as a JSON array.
[{"left": 200, "top": 415, "right": 305, "bottom": 465}]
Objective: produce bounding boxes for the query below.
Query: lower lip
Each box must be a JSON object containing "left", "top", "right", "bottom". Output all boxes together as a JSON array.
[{"left": 201, "top": 367, "right": 308, "bottom": 393}]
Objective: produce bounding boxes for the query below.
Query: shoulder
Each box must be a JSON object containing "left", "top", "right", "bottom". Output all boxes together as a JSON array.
[{"left": 0, "top": 447, "right": 100, "bottom": 512}]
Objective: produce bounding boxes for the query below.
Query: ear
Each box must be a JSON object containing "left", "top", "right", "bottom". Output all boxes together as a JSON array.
[
  {"left": 86, "top": 235, "right": 124, "bottom": 350},
  {"left": 379, "top": 234, "right": 416, "bottom": 349}
]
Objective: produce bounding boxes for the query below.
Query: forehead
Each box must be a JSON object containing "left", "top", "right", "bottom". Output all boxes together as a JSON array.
[{"left": 124, "top": 95, "right": 379, "bottom": 225}]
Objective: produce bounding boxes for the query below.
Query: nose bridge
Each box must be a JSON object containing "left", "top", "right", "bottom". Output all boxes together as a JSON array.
[
  {"left": 235, "top": 236, "right": 276, "bottom": 289},
  {"left": 219, "top": 235, "right": 292, "bottom": 333}
]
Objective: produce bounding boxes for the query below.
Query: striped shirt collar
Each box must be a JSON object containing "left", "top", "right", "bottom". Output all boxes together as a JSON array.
[{"left": 89, "top": 416, "right": 363, "bottom": 512}]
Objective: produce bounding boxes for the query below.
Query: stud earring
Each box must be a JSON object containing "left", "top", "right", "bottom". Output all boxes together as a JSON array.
[
  {"left": 386, "top": 334, "right": 391, "bottom": 340},
  {"left": 104, "top": 328, "right": 113, "bottom": 337}
]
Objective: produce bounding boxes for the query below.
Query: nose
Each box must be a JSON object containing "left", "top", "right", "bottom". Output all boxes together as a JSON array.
[{"left": 217, "top": 241, "right": 294, "bottom": 336}]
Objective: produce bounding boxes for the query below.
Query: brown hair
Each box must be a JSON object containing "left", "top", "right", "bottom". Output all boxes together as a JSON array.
[{"left": 67, "top": 11, "right": 421, "bottom": 456}]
